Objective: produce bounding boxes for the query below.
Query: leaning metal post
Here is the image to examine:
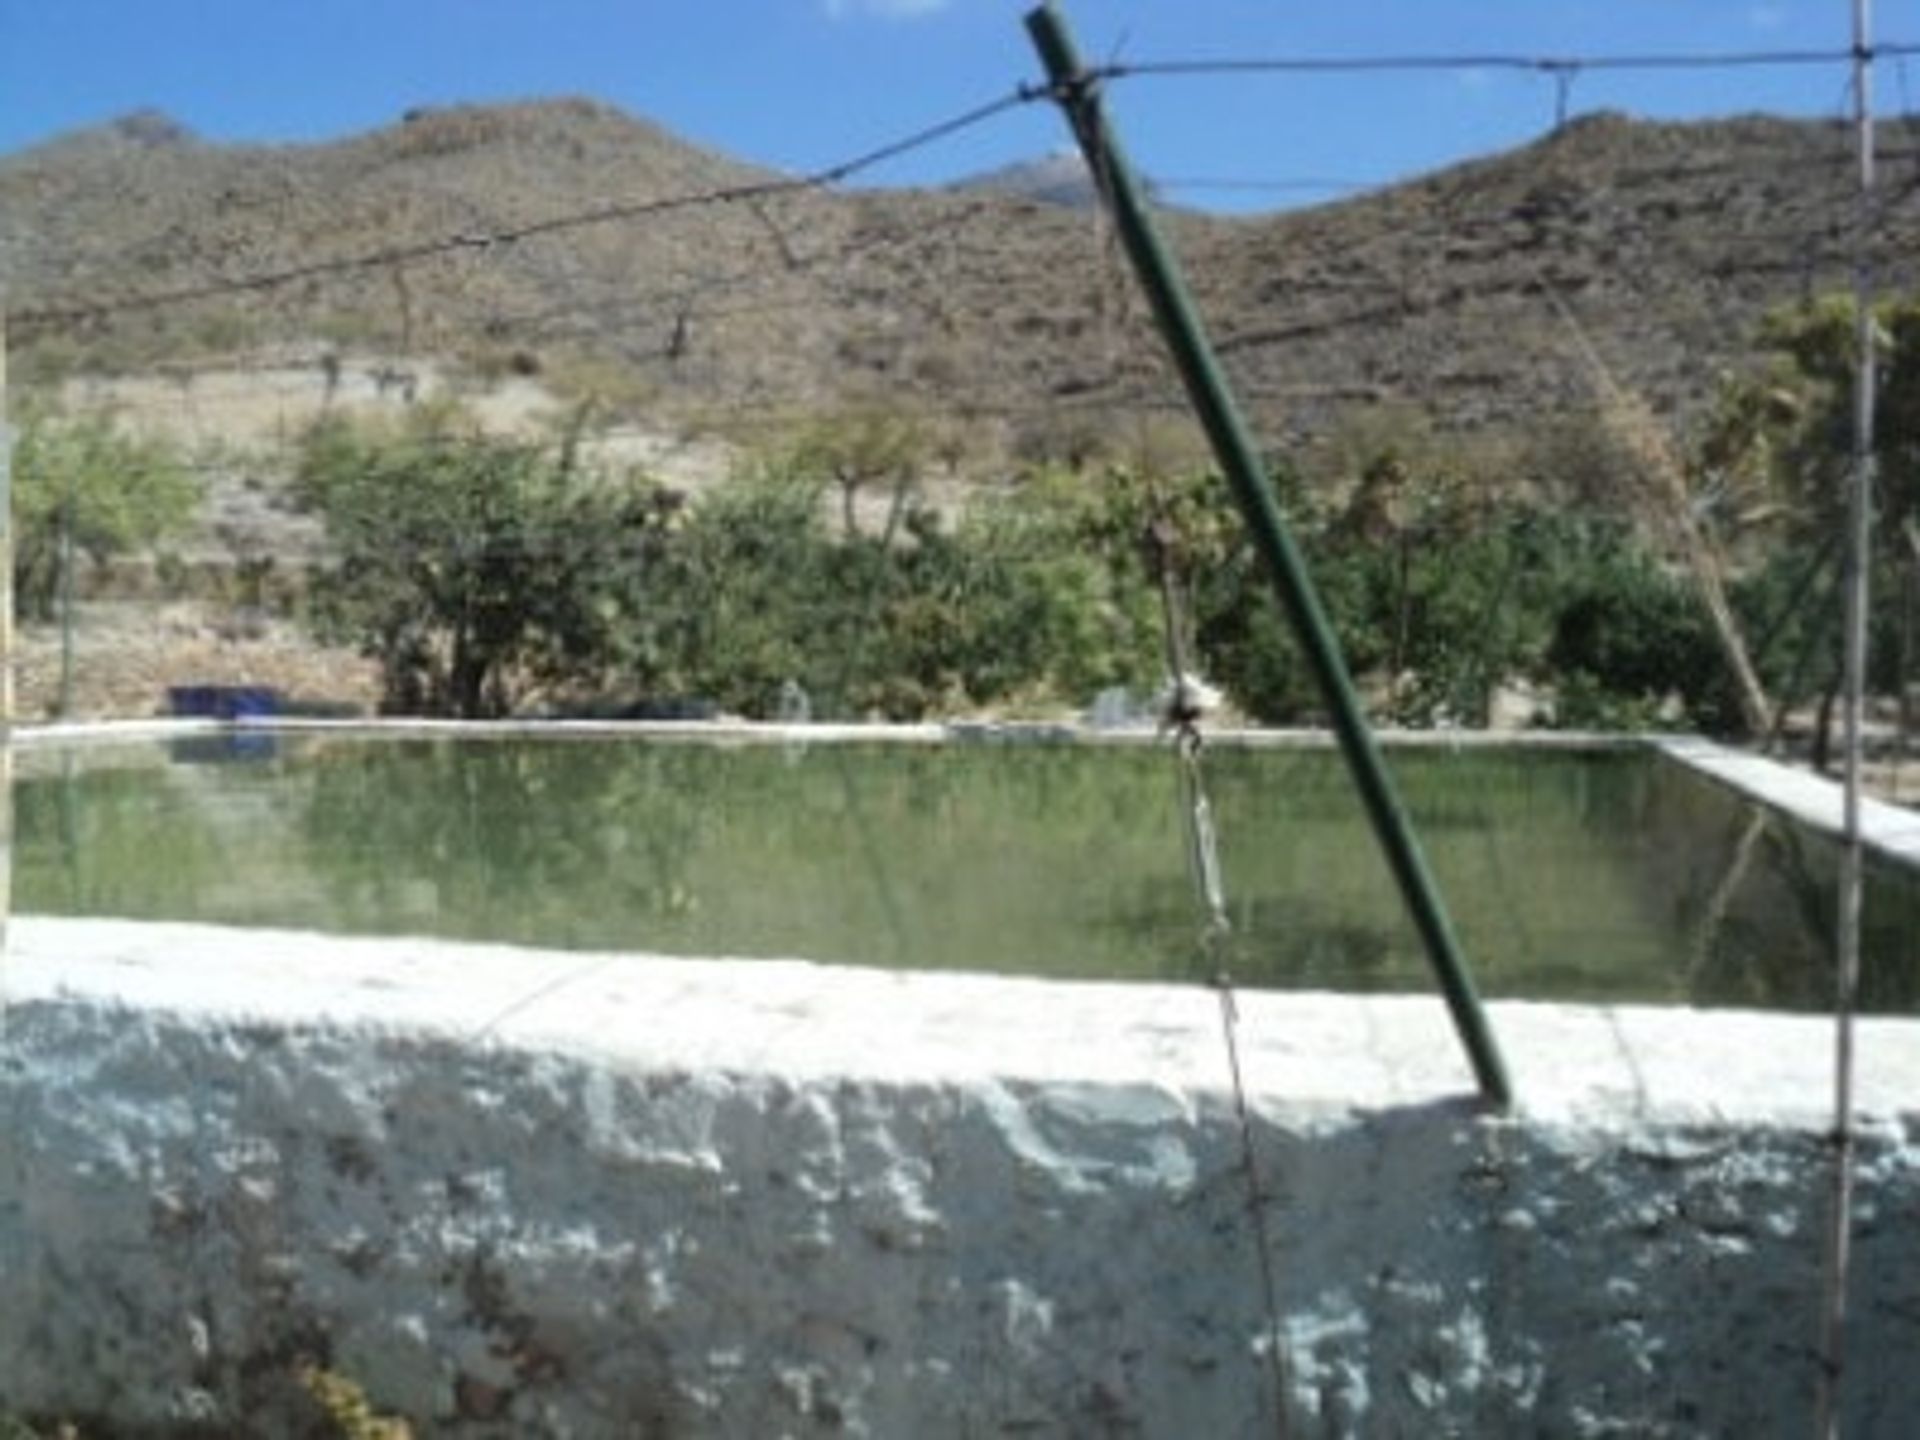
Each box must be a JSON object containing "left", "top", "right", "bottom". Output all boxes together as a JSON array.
[{"left": 1024, "top": 2, "right": 1513, "bottom": 1107}]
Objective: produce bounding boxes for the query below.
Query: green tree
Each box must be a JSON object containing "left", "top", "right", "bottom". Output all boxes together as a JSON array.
[
  {"left": 626, "top": 458, "right": 1166, "bottom": 722},
  {"left": 1700, "top": 294, "right": 1920, "bottom": 740},
  {"left": 295, "top": 409, "right": 673, "bottom": 717},
  {"left": 1693, "top": 295, "right": 1920, "bottom": 552},
  {"left": 1544, "top": 522, "right": 1730, "bottom": 730},
  {"left": 645, "top": 476, "right": 833, "bottom": 716},
  {"left": 783, "top": 404, "right": 931, "bottom": 542},
  {"left": 10, "top": 402, "right": 200, "bottom": 622}
]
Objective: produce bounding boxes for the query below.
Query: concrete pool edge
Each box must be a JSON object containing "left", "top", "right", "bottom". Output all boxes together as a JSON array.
[
  {"left": 4, "top": 918, "right": 1920, "bottom": 1433},
  {"left": 12, "top": 714, "right": 1655, "bottom": 750},
  {"left": 1656, "top": 734, "right": 1920, "bottom": 869},
  {"left": 6, "top": 915, "right": 1920, "bottom": 1131}
]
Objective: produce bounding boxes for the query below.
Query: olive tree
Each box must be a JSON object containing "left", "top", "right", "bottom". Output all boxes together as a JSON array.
[{"left": 10, "top": 402, "right": 200, "bottom": 621}]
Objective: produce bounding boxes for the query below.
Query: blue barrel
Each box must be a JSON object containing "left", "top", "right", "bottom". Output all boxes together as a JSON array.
[
  {"left": 225, "top": 687, "right": 281, "bottom": 720},
  {"left": 167, "top": 685, "right": 282, "bottom": 719}
]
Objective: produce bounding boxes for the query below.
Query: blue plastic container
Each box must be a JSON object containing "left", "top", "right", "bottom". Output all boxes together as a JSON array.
[{"left": 167, "top": 685, "right": 282, "bottom": 720}]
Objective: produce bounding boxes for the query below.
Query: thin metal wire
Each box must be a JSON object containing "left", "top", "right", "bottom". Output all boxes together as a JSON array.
[
  {"left": 1150, "top": 520, "right": 1289, "bottom": 1436},
  {"left": 1152, "top": 145, "right": 1920, "bottom": 205},
  {"left": 10, "top": 88, "right": 1038, "bottom": 334},
  {"left": 1095, "top": 40, "right": 1920, "bottom": 81},
  {"left": 1176, "top": 728, "right": 1291, "bottom": 1439}
]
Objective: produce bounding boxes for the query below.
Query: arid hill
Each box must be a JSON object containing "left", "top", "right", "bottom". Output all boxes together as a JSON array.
[{"left": 3, "top": 99, "right": 1917, "bottom": 458}]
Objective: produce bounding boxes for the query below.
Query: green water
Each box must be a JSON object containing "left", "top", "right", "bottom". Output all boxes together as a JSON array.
[{"left": 14, "top": 735, "right": 1919, "bottom": 1011}]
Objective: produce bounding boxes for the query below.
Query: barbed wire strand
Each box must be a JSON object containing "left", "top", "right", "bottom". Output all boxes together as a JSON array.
[
  {"left": 16, "top": 36, "right": 1920, "bottom": 334},
  {"left": 10, "top": 88, "right": 1038, "bottom": 333},
  {"left": 1092, "top": 39, "right": 1920, "bottom": 82}
]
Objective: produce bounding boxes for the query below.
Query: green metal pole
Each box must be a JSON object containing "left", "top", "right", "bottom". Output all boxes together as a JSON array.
[{"left": 1025, "top": 2, "right": 1512, "bottom": 1108}]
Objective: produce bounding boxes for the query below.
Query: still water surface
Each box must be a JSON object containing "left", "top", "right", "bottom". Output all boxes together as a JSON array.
[{"left": 15, "top": 736, "right": 1918, "bottom": 1011}]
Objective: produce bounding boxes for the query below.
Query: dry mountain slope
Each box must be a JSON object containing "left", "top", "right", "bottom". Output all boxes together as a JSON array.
[{"left": 3, "top": 100, "right": 1918, "bottom": 451}]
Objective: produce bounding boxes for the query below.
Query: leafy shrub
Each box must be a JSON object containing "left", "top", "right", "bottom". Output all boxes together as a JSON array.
[
  {"left": 288, "top": 407, "right": 1789, "bottom": 733},
  {"left": 10, "top": 402, "right": 201, "bottom": 622},
  {"left": 295, "top": 408, "right": 674, "bottom": 717}
]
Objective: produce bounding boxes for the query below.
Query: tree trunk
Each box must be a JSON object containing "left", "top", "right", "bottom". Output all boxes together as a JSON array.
[
  {"left": 838, "top": 474, "right": 860, "bottom": 540},
  {"left": 449, "top": 628, "right": 489, "bottom": 720},
  {"left": 1899, "top": 552, "right": 1915, "bottom": 766},
  {"left": 1814, "top": 673, "right": 1841, "bottom": 775}
]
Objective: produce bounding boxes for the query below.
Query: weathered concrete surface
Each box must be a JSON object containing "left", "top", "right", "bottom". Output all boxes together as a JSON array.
[
  {"left": 3, "top": 917, "right": 1918, "bottom": 1436},
  {"left": 1659, "top": 735, "right": 1920, "bottom": 867}
]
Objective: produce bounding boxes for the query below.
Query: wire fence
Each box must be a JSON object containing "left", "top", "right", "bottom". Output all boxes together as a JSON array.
[
  {"left": 4, "top": 18, "right": 1919, "bottom": 1437},
  {"left": 2, "top": 28, "right": 1918, "bottom": 729}
]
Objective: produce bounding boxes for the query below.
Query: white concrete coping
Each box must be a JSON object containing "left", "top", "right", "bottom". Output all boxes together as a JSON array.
[
  {"left": 1659, "top": 735, "right": 1920, "bottom": 869},
  {"left": 240, "top": 717, "right": 1649, "bottom": 749},
  {"left": 12, "top": 718, "right": 230, "bottom": 750},
  {"left": 11, "top": 715, "right": 1651, "bottom": 751},
  {"left": 8, "top": 916, "right": 1917, "bottom": 1135}
]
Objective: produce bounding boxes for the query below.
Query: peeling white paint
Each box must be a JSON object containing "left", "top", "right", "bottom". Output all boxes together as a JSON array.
[{"left": 2, "top": 916, "right": 1918, "bottom": 1435}]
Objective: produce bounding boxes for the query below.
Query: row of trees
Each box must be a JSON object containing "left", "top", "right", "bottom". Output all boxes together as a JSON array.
[
  {"left": 290, "top": 404, "right": 1133, "bottom": 720},
  {"left": 11, "top": 293, "right": 1915, "bottom": 735},
  {"left": 272, "top": 420, "right": 1840, "bottom": 733}
]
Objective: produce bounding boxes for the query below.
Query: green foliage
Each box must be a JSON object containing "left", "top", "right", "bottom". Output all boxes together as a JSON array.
[
  {"left": 0, "top": 1420, "right": 78, "bottom": 1440},
  {"left": 1690, "top": 292, "right": 1920, "bottom": 716},
  {"left": 943, "top": 489, "right": 1153, "bottom": 704},
  {"left": 779, "top": 403, "right": 931, "bottom": 540},
  {"left": 1722, "top": 293, "right": 1920, "bottom": 540},
  {"left": 10, "top": 402, "right": 201, "bottom": 622},
  {"left": 295, "top": 408, "right": 674, "bottom": 717},
  {"left": 643, "top": 477, "right": 833, "bottom": 714},
  {"left": 286, "top": 385, "right": 1849, "bottom": 732},
  {"left": 635, "top": 466, "right": 1158, "bottom": 720},
  {"left": 1545, "top": 528, "right": 1727, "bottom": 730},
  {"left": 1112, "top": 440, "right": 1605, "bottom": 727},
  {"left": 659, "top": 433, "right": 1774, "bottom": 732},
  {"left": 1091, "top": 438, "right": 1759, "bottom": 732}
]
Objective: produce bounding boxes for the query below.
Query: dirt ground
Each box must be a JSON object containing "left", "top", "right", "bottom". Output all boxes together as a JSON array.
[
  {"left": 12, "top": 600, "right": 379, "bottom": 723},
  {"left": 1845, "top": 758, "right": 1920, "bottom": 807}
]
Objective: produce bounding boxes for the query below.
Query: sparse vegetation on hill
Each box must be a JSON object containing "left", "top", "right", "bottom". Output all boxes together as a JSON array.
[{"left": 4, "top": 101, "right": 1916, "bottom": 448}]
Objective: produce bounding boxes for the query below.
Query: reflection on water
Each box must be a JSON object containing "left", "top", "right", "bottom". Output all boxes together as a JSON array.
[{"left": 14, "top": 736, "right": 1918, "bottom": 1010}]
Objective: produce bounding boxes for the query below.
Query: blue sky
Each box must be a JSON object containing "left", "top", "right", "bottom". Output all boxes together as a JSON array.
[{"left": 2, "top": 2, "right": 1915, "bottom": 211}]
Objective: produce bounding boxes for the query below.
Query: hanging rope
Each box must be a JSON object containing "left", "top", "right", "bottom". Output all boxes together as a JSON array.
[{"left": 1147, "top": 514, "right": 1290, "bottom": 1436}]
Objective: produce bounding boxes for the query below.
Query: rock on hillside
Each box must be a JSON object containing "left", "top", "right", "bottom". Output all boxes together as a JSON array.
[
  {"left": 3, "top": 100, "right": 1917, "bottom": 456},
  {"left": 949, "top": 149, "right": 1103, "bottom": 209}
]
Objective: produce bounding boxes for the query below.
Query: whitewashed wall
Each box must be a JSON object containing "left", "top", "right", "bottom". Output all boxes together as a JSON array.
[{"left": 3, "top": 917, "right": 1918, "bottom": 1436}]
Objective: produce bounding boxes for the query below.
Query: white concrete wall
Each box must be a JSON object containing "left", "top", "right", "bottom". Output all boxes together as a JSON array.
[
  {"left": 3, "top": 917, "right": 1918, "bottom": 1436},
  {"left": 1659, "top": 735, "right": 1920, "bottom": 868}
]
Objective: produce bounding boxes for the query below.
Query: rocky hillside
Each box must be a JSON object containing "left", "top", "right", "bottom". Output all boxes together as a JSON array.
[
  {"left": 3, "top": 100, "right": 1917, "bottom": 458},
  {"left": 948, "top": 149, "right": 1104, "bottom": 209}
]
